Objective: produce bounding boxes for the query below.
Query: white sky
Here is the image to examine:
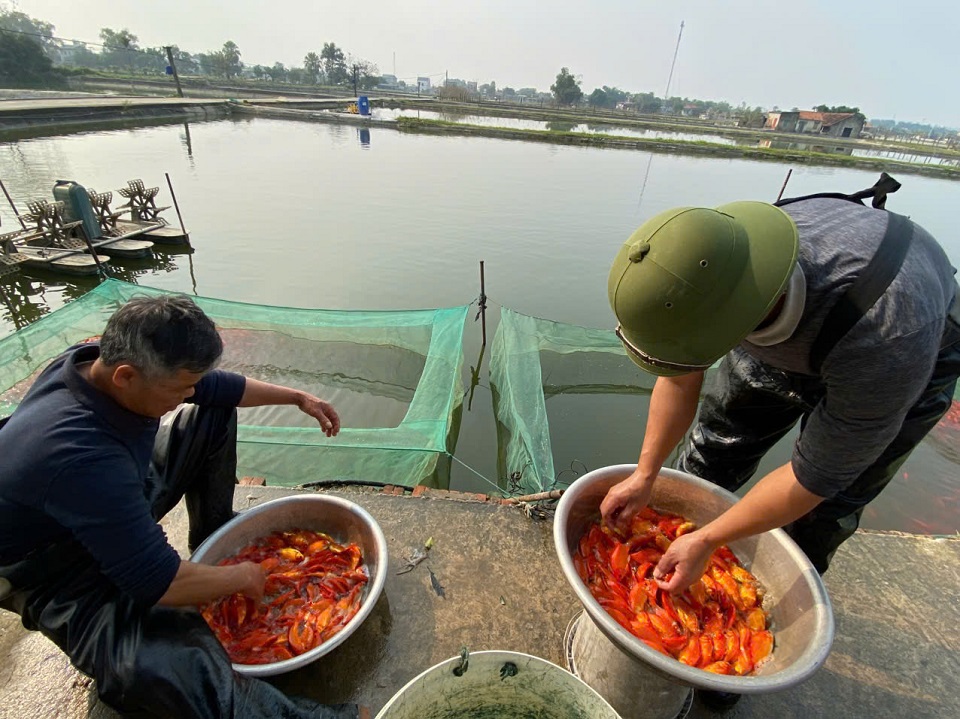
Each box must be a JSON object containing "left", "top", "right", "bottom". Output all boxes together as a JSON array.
[{"left": 11, "top": 0, "right": 960, "bottom": 127}]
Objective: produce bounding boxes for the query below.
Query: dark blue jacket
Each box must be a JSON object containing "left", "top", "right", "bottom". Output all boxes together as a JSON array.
[{"left": 0, "top": 343, "right": 246, "bottom": 605}]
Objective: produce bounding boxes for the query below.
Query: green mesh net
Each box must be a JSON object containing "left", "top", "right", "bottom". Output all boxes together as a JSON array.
[
  {"left": 0, "top": 280, "right": 468, "bottom": 488},
  {"left": 488, "top": 308, "right": 646, "bottom": 495},
  {"left": 7, "top": 284, "right": 952, "bottom": 499}
]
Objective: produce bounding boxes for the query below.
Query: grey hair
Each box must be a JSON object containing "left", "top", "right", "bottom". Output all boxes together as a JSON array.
[{"left": 99, "top": 295, "right": 223, "bottom": 378}]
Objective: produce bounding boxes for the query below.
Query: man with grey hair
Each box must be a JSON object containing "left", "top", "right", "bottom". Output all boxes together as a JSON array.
[{"left": 0, "top": 295, "right": 360, "bottom": 719}]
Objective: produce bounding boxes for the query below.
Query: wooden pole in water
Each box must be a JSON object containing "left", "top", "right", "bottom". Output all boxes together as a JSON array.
[
  {"left": 80, "top": 230, "right": 109, "bottom": 280},
  {"left": 479, "top": 260, "right": 487, "bottom": 346},
  {"left": 164, "top": 172, "right": 188, "bottom": 235},
  {"left": 0, "top": 179, "right": 28, "bottom": 231},
  {"left": 776, "top": 168, "right": 793, "bottom": 202},
  {"left": 165, "top": 46, "right": 184, "bottom": 98}
]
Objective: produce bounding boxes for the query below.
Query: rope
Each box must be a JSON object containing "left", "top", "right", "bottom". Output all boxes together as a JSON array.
[{"left": 448, "top": 454, "right": 509, "bottom": 497}]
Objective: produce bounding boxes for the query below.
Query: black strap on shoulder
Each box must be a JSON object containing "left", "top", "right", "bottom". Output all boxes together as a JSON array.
[
  {"left": 809, "top": 212, "right": 914, "bottom": 373},
  {"left": 775, "top": 191, "right": 857, "bottom": 208},
  {"left": 775, "top": 172, "right": 902, "bottom": 210}
]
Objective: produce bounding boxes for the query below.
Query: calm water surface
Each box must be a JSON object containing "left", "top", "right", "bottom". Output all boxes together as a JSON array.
[
  {"left": 371, "top": 107, "right": 738, "bottom": 144},
  {"left": 1, "top": 117, "right": 958, "bottom": 533}
]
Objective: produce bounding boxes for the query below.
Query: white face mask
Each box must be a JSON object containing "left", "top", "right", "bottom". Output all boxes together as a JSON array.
[{"left": 746, "top": 265, "right": 807, "bottom": 346}]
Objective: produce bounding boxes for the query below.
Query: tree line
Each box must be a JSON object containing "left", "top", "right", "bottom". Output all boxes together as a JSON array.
[
  {"left": 3, "top": 7, "right": 955, "bottom": 138},
  {"left": 0, "top": 8, "right": 380, "bottom": 91}
]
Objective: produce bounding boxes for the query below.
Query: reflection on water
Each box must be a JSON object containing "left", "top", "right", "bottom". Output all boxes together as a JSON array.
[
  {"left": 0, "top": 248, "right": 188, "bottom": 330},
  {"left": 0, "top": 117, "right": 958, "bottom": 533},
  {"left": 371, "top": 107, "right": 741, "bottom": 144},
  {"left": 545, "top": 121, "right": 578, "bottom": 133},
  {"left": 371, "top": 107, "right": 960, "bottom": 164},
  {"left": 741, "top": 137, "right": 960, "bottom": 165},
  {"left": 749, "top": 138, "right": 855, "bottom": 156}
]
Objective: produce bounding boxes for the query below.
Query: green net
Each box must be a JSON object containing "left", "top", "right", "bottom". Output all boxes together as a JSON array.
[
  {"left": 0, "top": 280, "right": 468, "bottom": 488},
  {"left": 489, "top": 308, "right": 644, "bottom": 495}
]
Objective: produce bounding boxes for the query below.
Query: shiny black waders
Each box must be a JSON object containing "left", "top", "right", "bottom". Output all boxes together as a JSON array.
[{"left": 679, "top": 174, "right": 960, "bottom": 573}]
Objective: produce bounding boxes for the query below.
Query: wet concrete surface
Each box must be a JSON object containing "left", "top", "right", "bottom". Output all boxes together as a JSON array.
[{"left": 0, "top": 485, "right": 957, "bottom": 719}]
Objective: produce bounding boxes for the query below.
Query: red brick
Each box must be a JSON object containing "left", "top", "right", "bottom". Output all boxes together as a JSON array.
[
  {"left": 412, "top": 485, "right": 428, "bottom": 498},
  {"left": 238, "top": 476, "right": 266, "bottom": 486}
]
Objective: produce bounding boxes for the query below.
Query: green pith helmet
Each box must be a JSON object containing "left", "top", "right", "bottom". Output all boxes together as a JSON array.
[{"left": 608, "top": 202, "right": 799, "bottom": 376}]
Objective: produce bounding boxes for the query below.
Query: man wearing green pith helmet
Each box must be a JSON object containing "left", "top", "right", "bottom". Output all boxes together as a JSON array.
[{"left": 601, "top": 176, "right": 960, "bottom": 611}]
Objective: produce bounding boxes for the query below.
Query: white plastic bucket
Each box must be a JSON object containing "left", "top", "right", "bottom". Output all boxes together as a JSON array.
[{"left": 375, "top": 650, "right": 621, "bottom": 719}]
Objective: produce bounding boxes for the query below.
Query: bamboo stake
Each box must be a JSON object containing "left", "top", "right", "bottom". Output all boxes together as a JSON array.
[
  {"left": 776, "top": 168, "right": 793, "bottom": 202},
  {"left": 504, "top": 489, "right": 565, "bottom": 503},
  {"left": 0, "top": 179, "right": 28, "bottom": 230},
  {"left": 164, "top": 172, "right": 188, "bottom": 235},
  {"left": 479, "top": 260, "right": 487, "bottom": 346}
]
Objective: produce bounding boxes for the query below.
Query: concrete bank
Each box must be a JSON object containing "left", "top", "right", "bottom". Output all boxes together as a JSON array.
[
  {"left": 0, "top": 96, "right": 231, "bottom": 138},
  {"left": 0, "top": 484, "right": 956, "bottom": 719},
  {"left": 0, "top": 96, "right": 362, "bottom": 140}
]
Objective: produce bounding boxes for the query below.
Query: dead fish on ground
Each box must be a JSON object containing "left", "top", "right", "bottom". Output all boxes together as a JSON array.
[
  {"left": 428, "top": 567, "right": 446, "bottom": 599},
  {"left": 395, "top": 547, "right": 428, "bottom": 575}
]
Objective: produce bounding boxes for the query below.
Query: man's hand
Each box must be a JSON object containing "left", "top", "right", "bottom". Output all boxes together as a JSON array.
[
  {"left": 234, "top": 561, "right": 268, "bottom": 602},
  {"left": 239, "top": 379, "right": 341, "bottom": 437},
  {"left": 650, "top": 462, "right": 826, "bottom": 594},
  {"left": 159, "top": 560, "right": 268, "bottom": 607},
  {"left": 600, "top": 471, "right": 655, "bottom": 535},
  {"left": 653, "top": 529, "right": 715, "bottom": 594},
  {"left": 296, "top": 394, "right": 341, "bottom": 437}
]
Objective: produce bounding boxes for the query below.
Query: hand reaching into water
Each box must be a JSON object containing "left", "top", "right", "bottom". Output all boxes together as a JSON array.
[
  {"left": 653, "top": 530, "right": 714, "bottom": 594},
  {"left": 600, "top": 471, "right": 655, "bottom": 535}
]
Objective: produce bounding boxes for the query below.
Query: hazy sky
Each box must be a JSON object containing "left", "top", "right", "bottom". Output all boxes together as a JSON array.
[{"left": 12, "top": 0, "right": 960, "bottom": 127}]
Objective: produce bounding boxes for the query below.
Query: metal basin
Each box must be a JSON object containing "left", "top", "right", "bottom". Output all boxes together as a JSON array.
[
  {"left": 554, "top": 464, "right": 834, "bottom": 694},
  {"left": 190, "top": 494, "right": 388, "bottom": 677}
]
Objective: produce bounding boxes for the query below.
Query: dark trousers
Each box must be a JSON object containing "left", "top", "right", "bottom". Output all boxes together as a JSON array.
[
  {"left": 0, "top": 404, "right": 356, "bottom": 719},
  {"left": 677, "top": 327, "right": 960, "bottom": 574}
]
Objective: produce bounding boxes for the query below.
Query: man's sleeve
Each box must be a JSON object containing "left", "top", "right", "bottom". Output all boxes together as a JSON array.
[
  {"left": 190, "top": 369, "right": 246, "bottom": 408},
  {"left": 792, "top": 329, "right": 941, "bottom": 498},
  {"left": 42, "top": 453, "right": 181, "bottom": 606}
]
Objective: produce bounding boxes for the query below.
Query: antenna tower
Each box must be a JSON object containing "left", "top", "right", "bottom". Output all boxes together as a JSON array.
[{"left": 663, "top": 20, "right": 685, "bottom": 102}]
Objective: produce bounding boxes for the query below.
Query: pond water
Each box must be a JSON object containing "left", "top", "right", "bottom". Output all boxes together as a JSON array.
[
  {"left": 370, "top": 107, "right": 738, "bottom": 144},
  {"left": 1, "top": 116, "right": 958, "bottom": 533}
]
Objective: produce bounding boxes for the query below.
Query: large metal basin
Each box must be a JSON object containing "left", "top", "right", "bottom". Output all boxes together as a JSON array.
[
  {"left": 375, "top": 650, "right": 622, "bottom": 719},
  {"left": 190, "top": 494, "right": 388, "bottom": 677},
  {"left": 554, "top": 464, "right": 834, "bottom": 694}
]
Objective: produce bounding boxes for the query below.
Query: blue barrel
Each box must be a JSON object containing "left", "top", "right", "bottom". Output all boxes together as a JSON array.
[
  {"left": 358, "top": 96, "right": 370, "bottom": 116},
  {"left": 52, "top": 180, "right": 101, "bottom": 240}
]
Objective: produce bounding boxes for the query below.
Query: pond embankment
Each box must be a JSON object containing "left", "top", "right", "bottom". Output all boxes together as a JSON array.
[{"left": 0, "top": 96, "right": 230, "bottom": 139}]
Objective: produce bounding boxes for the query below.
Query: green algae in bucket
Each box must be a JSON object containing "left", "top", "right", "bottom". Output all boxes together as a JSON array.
[
  {"left": 445, "top": 709, "right": 582, "bottom": 719},
  {"left": 374, "top": 651, "right": 620, "bottom": 719}
]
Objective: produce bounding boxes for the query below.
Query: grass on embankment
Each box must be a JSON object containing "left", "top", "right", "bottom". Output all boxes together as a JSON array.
[{"left": 395, "top": 117, "right": 960, "bottom": 181}]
